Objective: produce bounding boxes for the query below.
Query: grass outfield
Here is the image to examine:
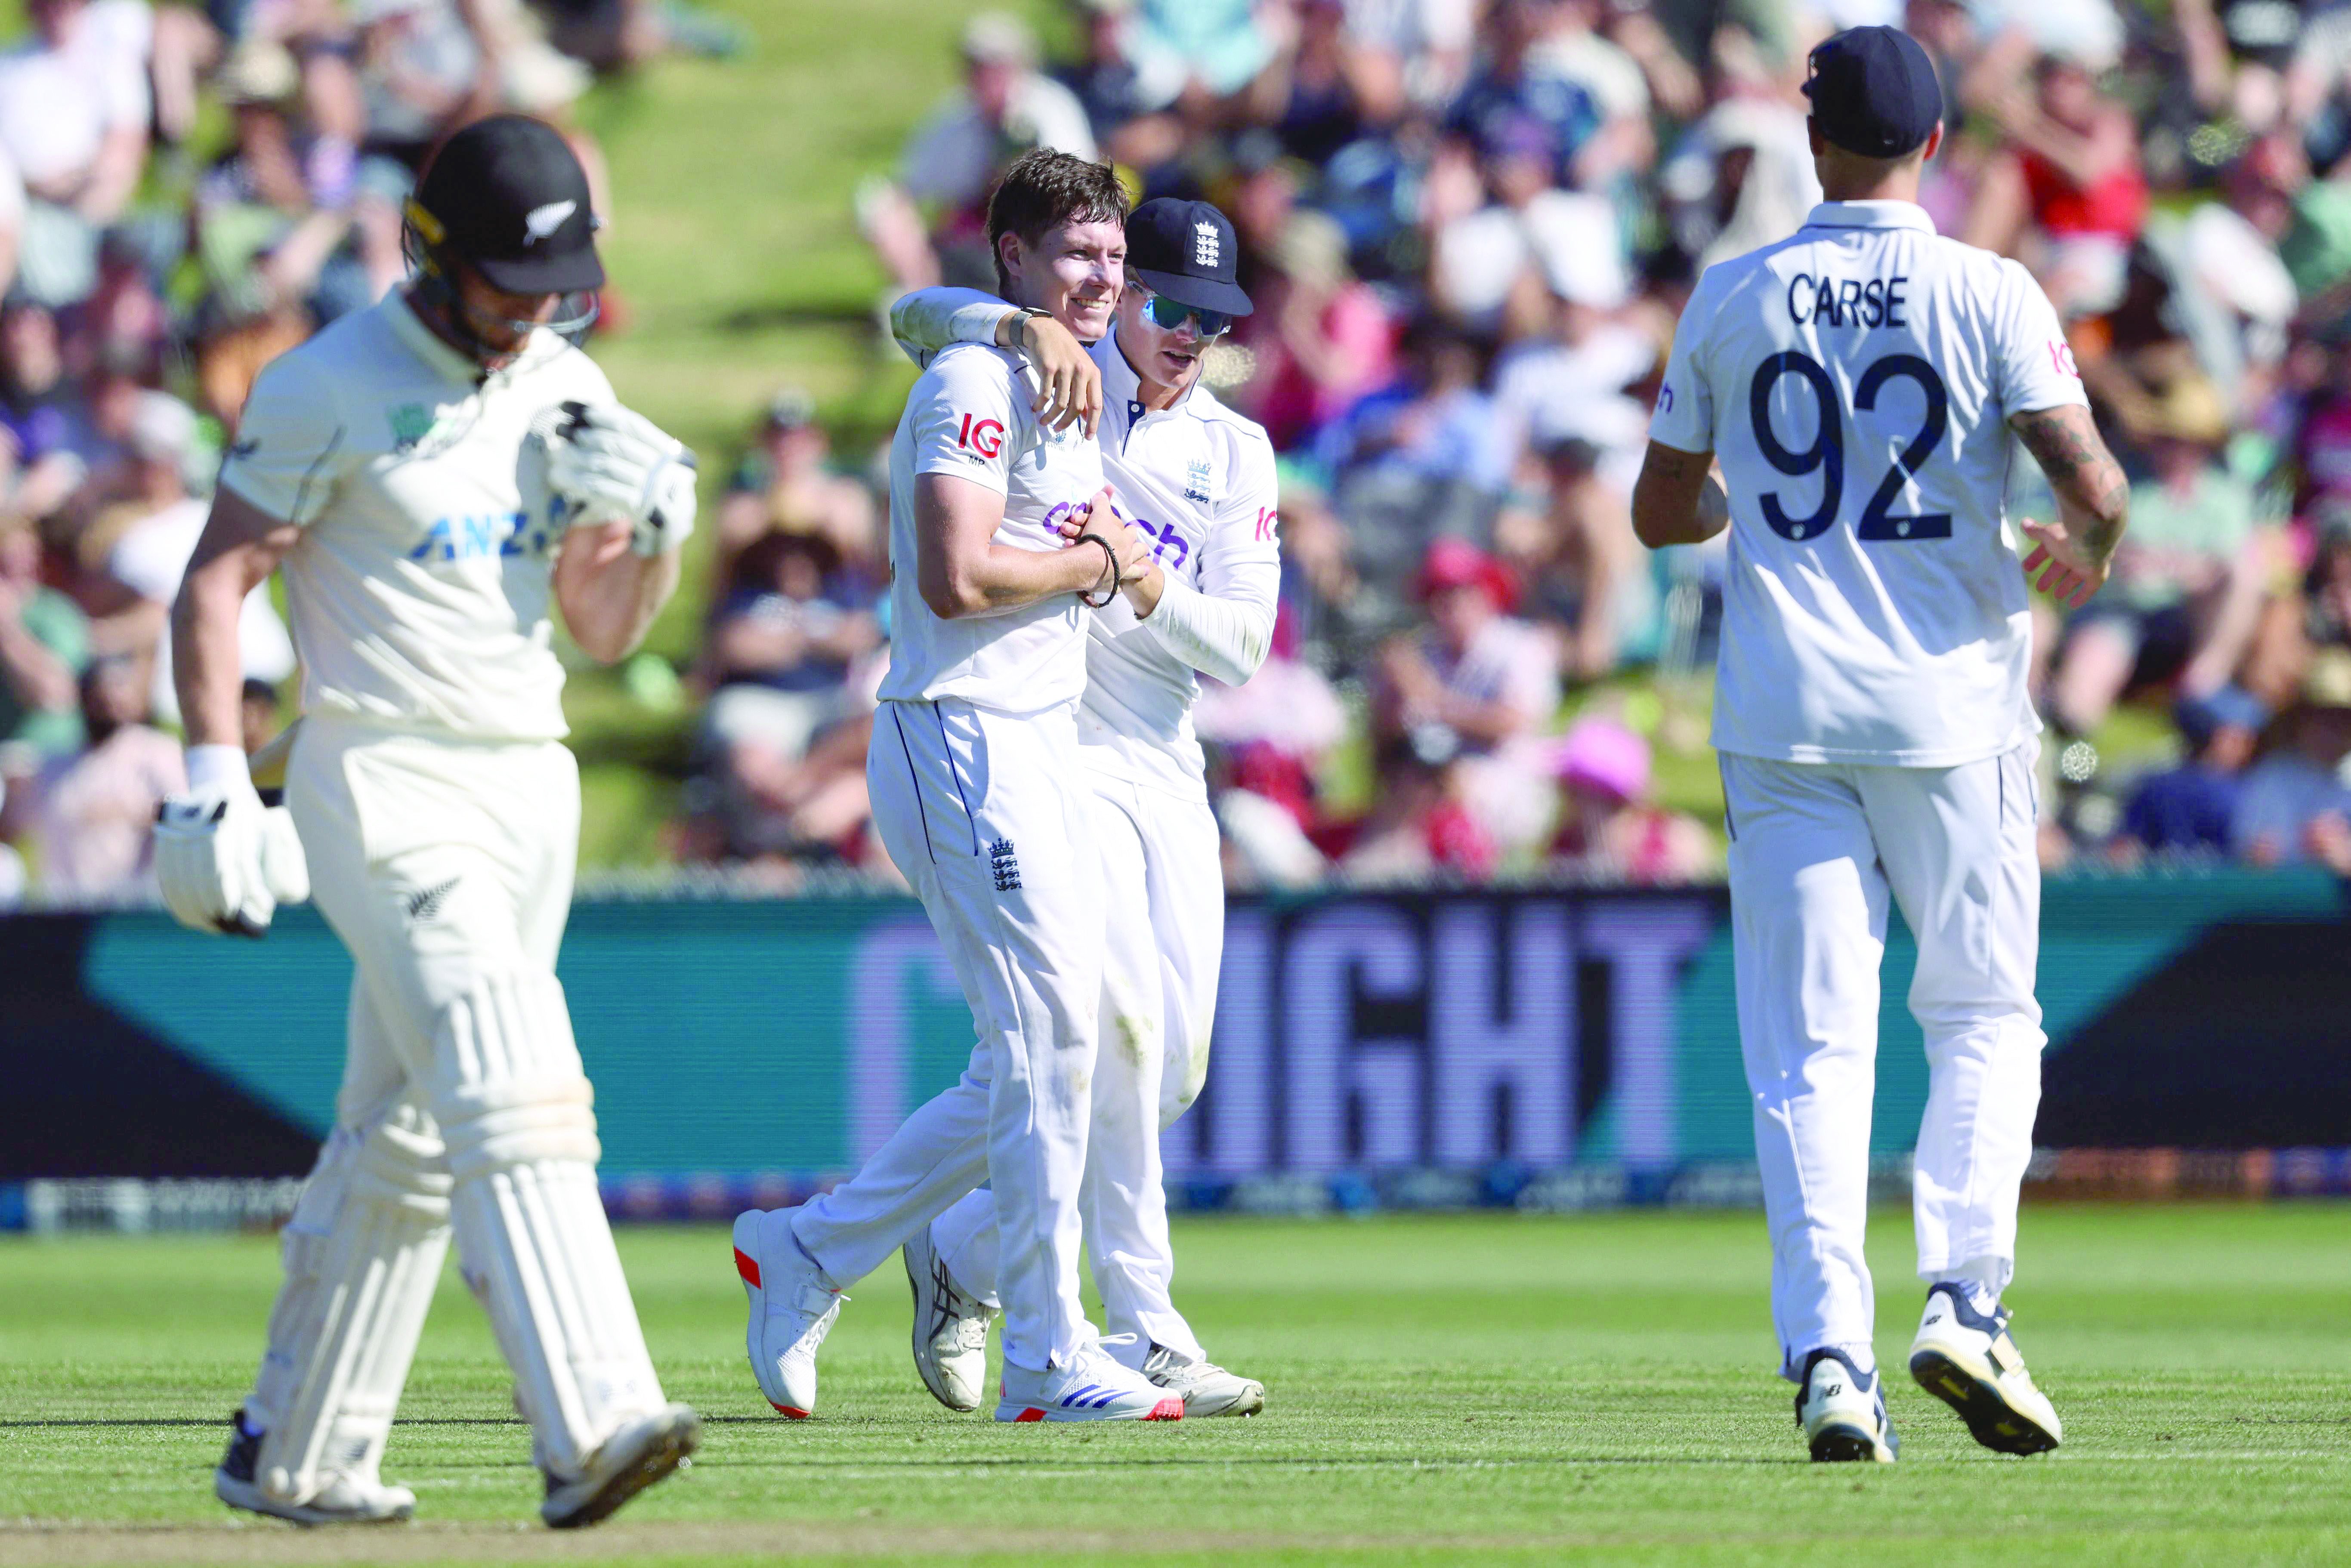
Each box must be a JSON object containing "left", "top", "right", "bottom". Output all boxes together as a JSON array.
[{"left": 1, "top": 1206, "right": 2347, "bottom": 1564}]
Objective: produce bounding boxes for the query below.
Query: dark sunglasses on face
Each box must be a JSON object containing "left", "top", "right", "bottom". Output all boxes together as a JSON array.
[{"left": 1138, "top": 290, "right": 1232, "bottom": 338}]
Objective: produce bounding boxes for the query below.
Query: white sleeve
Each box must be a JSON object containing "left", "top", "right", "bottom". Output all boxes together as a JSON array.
[
  {"left": 890, "top": 287, "right": 1021, "bottom": 370},
  {"left": 217, "top": 352, "right": 351, "bottom": 526},
  {"left": 0, "top": 145, "right": 22, "bottom": 231},
  {"left": 1994, "top": 259, "right": 2089, "bottom": 416},
  {"left": 1647, "top": 268, "right": 1719, "bottom": 453},
  {"left": 907, "top": 349, "right": 1020, "bottom": 496},
  {"left": 1140, "top": 429, "right": 1280, "bottom": 686}
]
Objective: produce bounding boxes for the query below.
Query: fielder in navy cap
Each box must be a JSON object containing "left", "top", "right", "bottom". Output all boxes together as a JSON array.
[{"left": 1803, "top": 25, "right": 1944, "bottom": 160}]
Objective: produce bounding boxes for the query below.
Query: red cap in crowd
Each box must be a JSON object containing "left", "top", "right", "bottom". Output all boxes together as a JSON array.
[{"left": 1414, "top": 537, "right": 1518, "bottom": 613}]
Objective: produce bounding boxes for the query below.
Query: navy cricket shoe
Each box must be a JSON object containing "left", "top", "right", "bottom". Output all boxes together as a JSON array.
[
  {"left": 1909, "top": 1282, "right": 2063, "bottom": 1455},
  {"left": 1795, "top": 1348, "right": 1899, "bottom": 1463}
]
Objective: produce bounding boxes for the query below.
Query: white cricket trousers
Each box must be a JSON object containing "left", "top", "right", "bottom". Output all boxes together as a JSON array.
[
  {"left": 263, "top": 718, "right": 665, "bottom": 1481},
  {"left": 791, "top": 696, "right": 1103, "bottom": 1372},
  {"left": 930, "top": 767, "right": 1224, "bottom": 1365},
  {"left": 1720, "top": 741, "right": 2045, "bottom": 1381}
]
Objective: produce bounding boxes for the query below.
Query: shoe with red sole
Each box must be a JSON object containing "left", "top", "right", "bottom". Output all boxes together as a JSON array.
[
  {"left": 994, "top": 1339, "right": 1185, "bottom": 1423},
  {"left": 732, "top": 1209, "right": 843, "bottom": 1419}
]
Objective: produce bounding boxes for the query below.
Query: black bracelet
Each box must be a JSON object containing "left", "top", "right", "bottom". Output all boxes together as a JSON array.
[{"left": 1075, "top": 533, "right": 1120, "bottom": 607}]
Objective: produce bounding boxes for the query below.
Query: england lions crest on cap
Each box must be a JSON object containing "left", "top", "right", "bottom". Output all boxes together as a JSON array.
[
  {"left": 1194, "top": 221, "right": 1220, "bottom": 268},
  {"left": 523, "top": 200, "right": 577, "bottom": 246}
]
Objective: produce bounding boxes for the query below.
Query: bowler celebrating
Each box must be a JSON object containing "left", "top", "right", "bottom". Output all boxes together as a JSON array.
[
  {"left": 887, "top": 196, "right": 1279, "bottom": 1419},
  {"left": 159, "top": 116, "right": 701, "bottom": 1526},
  {"left": 1630, "top": 27, "right": 2128, "bottom": 1462},
  {"left": 730, "top": 151, "right": 1180, "bottom": 1424}
]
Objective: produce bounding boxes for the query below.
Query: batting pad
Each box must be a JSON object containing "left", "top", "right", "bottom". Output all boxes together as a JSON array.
[
  {"left": 248, "top": 1105, "right": 453, "bottom": 1504},
  {"left": 431, "top": 970, "right": 664, "bottom": 1477}
]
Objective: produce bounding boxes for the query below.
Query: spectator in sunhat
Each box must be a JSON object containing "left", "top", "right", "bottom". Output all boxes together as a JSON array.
[{"left": 1548, "top": 713, "right": 1713, "bottom": 883}]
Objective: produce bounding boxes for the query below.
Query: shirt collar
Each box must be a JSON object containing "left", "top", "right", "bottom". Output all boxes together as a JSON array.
[
  {"left": 386, "top": 289, "right": 491, "bottom": 385},
  {"left": 1802, "top": 200, "right": 1938, "bottom": 236},
  {"left": 1095, "top": 326, "right": 1202, "bottom": 418}
]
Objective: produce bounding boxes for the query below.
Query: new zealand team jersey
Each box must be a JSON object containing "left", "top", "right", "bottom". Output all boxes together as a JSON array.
[
  {"left": 1650, "top": 200, "right": 2087, "bottom": 766},
  {"left": 877, "top": 341, "right": 1105, "bottom": 714},
  {"left": 219, "top": 293, "right": 614, "bottom": 742}
]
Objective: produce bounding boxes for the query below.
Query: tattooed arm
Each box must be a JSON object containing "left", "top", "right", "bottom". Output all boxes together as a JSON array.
[
  {"left": 1631, "top": 441, "right": 1732, "bottom": 549},
  {"left": 2009, "top": 403, "right": 2130, "bottom": 608}
]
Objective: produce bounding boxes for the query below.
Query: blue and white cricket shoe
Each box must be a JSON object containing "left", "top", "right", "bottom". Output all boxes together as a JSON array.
[
  {"left": 733, "top": 1209, "right": 843, "bottom": 1419},
  {"left": 1795, "top": 1348, "right": 1899, "bottom": 1463},
  {"left": 1909, "top": 1282, "right": 2063, "bottom": 1455},
  {"left": 904, "top": 1222, "right": 994, "bottom": 1414},
  {"left": 995, "top": 1339, "right": 1184, "bottom": 1423}
]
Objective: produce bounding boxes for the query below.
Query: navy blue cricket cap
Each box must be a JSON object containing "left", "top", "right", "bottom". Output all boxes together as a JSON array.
[
  {"left": 1803, "top": 26, "right": 1943, "bottom": 159},
  {"left": 1125, "top": 198, "right": 1253, "bottom": 317}
]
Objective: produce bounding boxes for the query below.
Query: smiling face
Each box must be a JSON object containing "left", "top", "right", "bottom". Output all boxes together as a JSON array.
[
  {"left": 1001, "top": 218, "right": 1125, "bottom": 341},
  {"left": 1115, "top": 285, "right": 1221, "bottom": 402}
]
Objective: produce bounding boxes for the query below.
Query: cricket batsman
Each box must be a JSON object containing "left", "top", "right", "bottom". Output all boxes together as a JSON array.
[
  {"left": 884, "top": 196, "right": 1276, "bottom": 1419},
  {"left": 156, "top": 115, "right": 701, "bottom": 1525},
  {"left": 730, "top": 150, "right": 1181, "bottom": 1424},
  {"left": 1630, "top": 27, "right": 2129, "bottom": 1460}
]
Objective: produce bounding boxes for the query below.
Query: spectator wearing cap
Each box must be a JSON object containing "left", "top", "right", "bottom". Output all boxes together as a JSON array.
[
  {"left": 0, "top": 0, "right": 151, "bottom": 308},
  {"left": 715, "top": 389, "right": 879, "bottom": 593},
  {"left": 2045, "top": 375, "right": 2275, "bottom": 737},
  {"left": 0, "top": 511, "right": 88, "bottom": 759},
  {"left": 865, "top": 11, "right": 1097, "bottom": 295},
  {"left": 1547, "top": 713, "right": 1712, "bottom": 882},
  {"left": 1374, "top": 536, "right": 1561, "bottom": 852},
  {"left": 1489, "top": 241, "right": 1652, "bottom": 485},
  {"left": 2113, "top": 686, "right": 2266, "bottom": 859},
  {"left": 1337, "top": 727, "right": 1501, "bottom": 882},
  {"left": 79, "top": 391, "right": 295, "bottom": 728},
  {"left": 0, "top": 651, "right": 181, "bottom": 903}
]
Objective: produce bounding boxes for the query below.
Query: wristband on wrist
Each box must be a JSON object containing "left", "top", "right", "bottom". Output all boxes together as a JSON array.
[
  {"left": 185, "top": 744, "right": 252, "bottom": 796},
  {"left": 1075, "top": 533, "right": 1120, "bottom": 608}
]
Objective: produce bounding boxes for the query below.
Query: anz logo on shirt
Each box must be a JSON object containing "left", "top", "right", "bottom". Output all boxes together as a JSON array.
[{"left": 407, "top": 505, "right": 559, "bottom": 565}]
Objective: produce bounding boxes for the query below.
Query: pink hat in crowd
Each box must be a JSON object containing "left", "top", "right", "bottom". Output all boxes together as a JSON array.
[{"left": 1552, "top": 716, "right": 1650, "bottom": 804}]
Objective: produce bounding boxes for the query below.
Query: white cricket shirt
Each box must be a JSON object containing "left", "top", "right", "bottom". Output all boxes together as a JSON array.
[
  {"left": 1650, "top": 200, "right": 2087, "bottom": 766},
  {"left": 877, "top": 341, "right": 1105, "bottom": 714},
  {"left": 219, "top": 293, "right": 615, "bottom": 742},
  {"left": 1081, "top": 337, "right": 1282, "bottom": 798}
]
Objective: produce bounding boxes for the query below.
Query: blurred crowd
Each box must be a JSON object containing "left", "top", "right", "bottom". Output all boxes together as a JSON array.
[
  {"left": 21, "top": 0, "right": 2351, "bottom": 904},
  {"left": 682, "top": 0, "right": 2351, "bottom": 888},
  {"left": 0, "top": 0, "right": 737, "bottom": 904}
]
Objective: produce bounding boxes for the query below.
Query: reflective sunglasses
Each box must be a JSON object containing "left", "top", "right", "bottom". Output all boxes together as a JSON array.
[{"left": 1138, "top": 289, "right": 1232, "bottom": 339}]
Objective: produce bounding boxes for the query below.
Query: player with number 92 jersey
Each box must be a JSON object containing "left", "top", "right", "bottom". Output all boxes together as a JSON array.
[
  {"left": 1633, "top": 25, "right": 2129, "bottom": 1469},
  {"left": 1649, "top": 198, "right": 2085, "bottom": 766}
]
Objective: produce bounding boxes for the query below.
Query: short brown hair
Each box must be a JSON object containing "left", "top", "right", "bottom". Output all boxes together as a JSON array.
[{"left": 986, "top": 149, "right": 1128, "bottom": 296}]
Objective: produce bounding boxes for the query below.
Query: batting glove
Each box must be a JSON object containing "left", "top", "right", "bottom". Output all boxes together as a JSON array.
[
  {"left": 547, "top": 401, "right": 699, "bottom": 558},
  {"left": 153, "top": 745, "right": 309, "bottom": 938}
]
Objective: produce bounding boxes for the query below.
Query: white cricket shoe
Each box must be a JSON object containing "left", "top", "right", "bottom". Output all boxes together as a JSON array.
[
  {"left": 1909, "top": 1282, "right": 2063, "bottom": 1455},
  {"left": 733, "top": 1209, "right": 843, "bottom": 1419},
  {"left": 541, "top": 1403, "right": 700, "bottom": 1529},
  {"left": 1141, "top": 1342, "right": 1264, "bottom": 1417},
  {"left": 904, "top": 1222, "right": 994, "bottom": 1414},
  {"left": 1795, "top": 1348, "right": 1898, "bottom": 1463},
  {"left": 214, "top": 1408, "right": 414, "bottom": 1525},
  {"left": 995, "top": 1339, "right": 1185, "bottom": 1423}
]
